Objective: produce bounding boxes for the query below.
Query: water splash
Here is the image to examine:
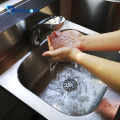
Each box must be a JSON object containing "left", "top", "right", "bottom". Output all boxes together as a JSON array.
[
  {"left": 39, "top": 61, "right": 104, "bottom": 116},
  {"left": 47, "top": 56, "right": 59, "bottom": 74}
]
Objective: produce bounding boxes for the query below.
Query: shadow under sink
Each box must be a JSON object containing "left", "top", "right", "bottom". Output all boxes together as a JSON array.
[{"left": 17, "top": 39, "right": 119, "bottom": 116}]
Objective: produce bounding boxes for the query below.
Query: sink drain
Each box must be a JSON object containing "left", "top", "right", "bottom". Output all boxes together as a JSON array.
[{"left": 63, "top": 79, "right": 78, "bottom": 92}]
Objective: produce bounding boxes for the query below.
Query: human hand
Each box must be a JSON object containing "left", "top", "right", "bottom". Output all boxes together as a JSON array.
[
  {"left": 42, "top": 47, "right": 81, "bottom": 61},
  {"left": 47, "top": 30, "right": 84, "bottom": 50}
]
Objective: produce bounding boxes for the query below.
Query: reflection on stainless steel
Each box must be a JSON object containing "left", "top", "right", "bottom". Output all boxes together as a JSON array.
[
  {"left": 0, "top": 0, "right": 60, "bottom": 61},
  {"left": 38, "top": 16, "right": 65, "bottom": 30},
  {"left": 0, "top": 0, "right": 56, "bottom": 33},
  {"left": 0, "top": 0, "right": 29, "bottom": 14},
  {"left": 0, "top": 20, "right": 27, "bottom": 62},
  {"left": 30, "top": 16, "right": 65, "bottom": 46},
  {"left": 40, "top": 6, "right": 53, "bottom": 15},
  {"left": 60, "top": 0, "right": 72, "bottom": 20},
  {"left": 0, "top": 20, "right": 120, "bottom": 120},
  {"left": 16, "top": 20, "right": 26, "bottom": 30},
  {"left": 71, "top": 0, "right": 120, "bottom": 33},
  {"left": 0, "top": 44, "right": 30, "bottom": 74}
]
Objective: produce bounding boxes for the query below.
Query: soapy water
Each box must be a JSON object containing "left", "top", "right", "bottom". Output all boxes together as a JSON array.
[{"left": 39, "top": 61, "right": 105, "bottom": 116}]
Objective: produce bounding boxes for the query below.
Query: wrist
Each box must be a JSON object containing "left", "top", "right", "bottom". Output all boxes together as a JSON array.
[
  {"left": 75, "top": 52, "right": 86, "bottom": 64},
  {"left": 79, "top": 35, "right": 87, "bottom": 50},
  {"left": 70, "top": 48, "right": 85, "bottom": 64}
]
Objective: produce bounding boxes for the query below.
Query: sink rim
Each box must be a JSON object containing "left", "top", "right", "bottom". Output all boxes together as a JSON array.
[{"left": 1, "top": 20, "right": 115, "bottom": 120}]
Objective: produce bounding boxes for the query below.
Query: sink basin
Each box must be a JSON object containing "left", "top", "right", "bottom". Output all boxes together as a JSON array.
[
  {"left": 18, "top": 38, "right": 119, "bottom": 116},
  {"left": 17, "top": 21, "right": 119, "bottom": 117}
]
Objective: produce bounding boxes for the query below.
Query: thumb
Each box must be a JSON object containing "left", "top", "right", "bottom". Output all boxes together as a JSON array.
[
  {"left": 42, "top": 51, "right": 58, "bottom": 57},
  {"left": 42, "top": 51, "right": 51, "bottom": 56}
]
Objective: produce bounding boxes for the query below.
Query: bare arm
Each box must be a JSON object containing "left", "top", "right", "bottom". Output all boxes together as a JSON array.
[
  {"left": 80, "top": 30, "right": 120, "bottom": 51},
  {"left": 43, "top": 48, "right": 120, "bottom": 93},
  {"left": 75, "top": 51, "right": 120, "bottom": 92}
]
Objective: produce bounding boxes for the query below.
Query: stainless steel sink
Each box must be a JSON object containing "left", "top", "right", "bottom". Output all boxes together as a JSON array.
[
  {"left": 17, "top": 21, "right": 119, "bottom": 117},
  {"left": 18, "top": 41, "right": 106, "bottom": 116},
  {"left": 0, "top": 20, "right": 119, "bottom": 120}
]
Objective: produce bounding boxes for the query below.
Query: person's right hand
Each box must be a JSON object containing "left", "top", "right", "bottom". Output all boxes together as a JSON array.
[{"left": 42, "top": 47, "right": 82, "bottom": 61}]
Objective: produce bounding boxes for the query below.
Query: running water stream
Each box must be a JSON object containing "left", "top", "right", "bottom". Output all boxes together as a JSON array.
[{"left": 47, "top": 56, "right": 59, "bottom": 74}]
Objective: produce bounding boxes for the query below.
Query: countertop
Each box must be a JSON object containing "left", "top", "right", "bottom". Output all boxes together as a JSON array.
[{"left": 0, "top": 20, "right": 120, "bottom": 120}]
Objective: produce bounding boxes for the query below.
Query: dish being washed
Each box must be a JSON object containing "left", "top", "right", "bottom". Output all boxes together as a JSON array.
[{"left": 47, "top": 30, "right": 82, "bottom": 50}]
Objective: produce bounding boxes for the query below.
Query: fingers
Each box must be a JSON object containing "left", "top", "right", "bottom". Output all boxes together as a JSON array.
[
  {"left": 42, "top": 51, "right": 62, "bottom": 61},
  {"left": 42, "top": 52, "right": 61, "bottom": 61},
  {"left": 42, "top": 49, "right": 60, "bottom": 57},
  {"left": 42, "top": 51, "right": 50, "bottom": 56},
  {"left": 42, "top": 51, "right": 56, "bottom": 57}
]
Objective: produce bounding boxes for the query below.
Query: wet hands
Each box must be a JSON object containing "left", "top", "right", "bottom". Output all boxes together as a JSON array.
[
  {"left": 43, "top": 30, "right": 84, "bottom": 61},
  {"left": 48, "top": 30, "right": 84, "bottom": 50},
  {"left": 42, "top": 47, "right": 81, "bottom": 61}
]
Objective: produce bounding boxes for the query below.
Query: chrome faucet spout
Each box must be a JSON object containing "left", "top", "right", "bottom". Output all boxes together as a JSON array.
[
  {"left": 30, "top": 16, "right": 65, "bottom": 46},
  {"left": 38, "top": 16, "right": 65, "bottom": 30}
]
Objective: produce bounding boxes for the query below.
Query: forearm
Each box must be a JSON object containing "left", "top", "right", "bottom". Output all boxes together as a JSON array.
[
  {"left": 74, "top": 52, "right": 120, "bottom": 92},
  {"left": 80, "top": 30, "right": 120, "bottom": 51}
]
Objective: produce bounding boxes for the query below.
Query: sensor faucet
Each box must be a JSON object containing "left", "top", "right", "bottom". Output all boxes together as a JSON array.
[{"left": 30, "top": 16, "right": 65, "bottom": 46}]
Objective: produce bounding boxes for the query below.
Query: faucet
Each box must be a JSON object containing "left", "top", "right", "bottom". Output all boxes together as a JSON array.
[{"left": 30, "top": 16, "right": 65, "bottom": 46}]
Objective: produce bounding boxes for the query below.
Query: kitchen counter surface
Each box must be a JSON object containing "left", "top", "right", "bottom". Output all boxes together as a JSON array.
[{"left": 0, "top": 20, "right": 120, "bottom": 120}]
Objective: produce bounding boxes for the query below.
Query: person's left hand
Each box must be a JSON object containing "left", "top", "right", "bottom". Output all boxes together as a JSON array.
[
  {"left": 42, "top": 47, "right": 81, "bottom": 61},
  {"left": 47, "top": 30, "right": 84, "bottom": 50}
]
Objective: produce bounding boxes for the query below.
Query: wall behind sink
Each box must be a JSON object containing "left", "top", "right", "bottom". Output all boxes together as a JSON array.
[
  {"left": 0, "top": 0, "right": 60, "bottom": 62},
  {"left": 71, "top": 0, "right": 120, "bottom": 33}
]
